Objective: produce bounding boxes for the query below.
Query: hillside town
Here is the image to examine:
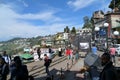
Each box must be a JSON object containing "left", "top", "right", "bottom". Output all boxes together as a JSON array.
[{"left": 0, "top": 0, "right": 120, "bottom": 80}]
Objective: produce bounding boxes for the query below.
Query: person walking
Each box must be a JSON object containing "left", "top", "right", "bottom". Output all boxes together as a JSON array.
[
  {"left": 73, "top": 48, "right": 79, "bottom": 63},
  {"left": 65, "top": 47, "right": 71, "bottom": 59},
  {"left": 109, "top": 46, "right": 116, "bottom": 64},
  {"left": 99, "top": 52, "right": 118, "bottom": 80},
  {"left": 37, "top": 47, "right": 41, "bottom": 60},
  {"left": 44, "top": 54, "right": 51, "bottom": 76},
  {"left": 0, "top": 57, "right": 9, "bottom": 80},
  {"left": 33, "top": 48, "right": 39, "bottom": 61},
  {"left": 91, "top": 44, "right": 97, "bottom": 55},
  {"left": 58, "top": 47, "right": 62, "bottom": 57}
]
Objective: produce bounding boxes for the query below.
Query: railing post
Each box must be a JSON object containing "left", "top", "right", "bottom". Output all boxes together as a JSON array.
[
  {"left": 60, "top": 67, "right": 64, "bottom": 80},
  {"left": 51, "top": 75, "right": 54, "bottom": 80}
]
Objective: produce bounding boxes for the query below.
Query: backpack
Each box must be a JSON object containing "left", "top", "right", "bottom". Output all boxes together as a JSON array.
[
  {"left": 48, "top": 59, "right": 52, "bottom": 63},
  {"left": 44, "top": 59, "right": 52, "bottom": 67}
]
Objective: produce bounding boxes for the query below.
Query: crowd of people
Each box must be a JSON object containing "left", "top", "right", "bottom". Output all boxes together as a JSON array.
[
  {"left": 0, "top": 45, "right": 119, "bottom": 80},
  {"left": 30, "top": 47, "right": 42, "bottom": 61},
  {"left": 0, "top": 51, "right": 34, "bottom": 80},
  {"left": 82, "top": 44, "right": 119, "bottom": 80},
  {"left": 0, "top": 47, "right": 55, "bottom": 80},
  {"left": 62, "top": 46, "right": 119, "bottom": 80}
]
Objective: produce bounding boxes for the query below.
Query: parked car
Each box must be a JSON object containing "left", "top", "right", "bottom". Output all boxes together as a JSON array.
[
  {"left": 114, "top": 44, "right": 120, "bottom": 56},
  {"left": 19, "top": 52, "right": 34, "bottom": 63}
]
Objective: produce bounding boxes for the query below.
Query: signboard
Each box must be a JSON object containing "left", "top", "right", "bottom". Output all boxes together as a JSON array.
[
  {"left": 80, "top": 42, "right": 89, "bottom": 49},
  {"left": 63, "top": 33, "right": 68, "bottom": 39},
  {"left": 78, "top": 35, "right": 91, "bottom": 52},
  {"left": 84, "top": 53, "right": 101, "bottom": 67},
  {"left": 111, "top": 17, "right": 120, "bottom": 28}
]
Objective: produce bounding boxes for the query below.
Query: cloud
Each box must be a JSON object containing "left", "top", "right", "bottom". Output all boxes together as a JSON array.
[
  {"left": 17, "top": 0, "right": 29, "bottom": 7},
  {"left": 18, "top": 11, "right": 62, "bottom": 23},
  {"left": 0, "top": 4, "right": 74, "bottom": 41},
  {"left": 67, "top": 0, "right": 95, "bottom": 11},
  {"left": 0, "top": 0, "right": 86, "bottom": 41}
]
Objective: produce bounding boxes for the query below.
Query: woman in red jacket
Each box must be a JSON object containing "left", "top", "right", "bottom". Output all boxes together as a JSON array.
[{"left": 65, "top": 47, "right": 71, "bottom": 59}]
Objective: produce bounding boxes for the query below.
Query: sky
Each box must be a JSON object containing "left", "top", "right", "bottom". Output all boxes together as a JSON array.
[{"left": 0, "top": 0, "right": 111, "bottom": 41}]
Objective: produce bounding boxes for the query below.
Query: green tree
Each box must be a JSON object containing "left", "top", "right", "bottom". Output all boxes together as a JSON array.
[
  {"left": 64, "top": 26, "right": 70, "bottom": 33},
  {"left": 71, "top": 27, "right": 76, "bottom": 34},
  {"left": 109, "top": 0, "right": 120, "bottom": 10},
  {"left": 37, "top": 40, "right": 41, "bottom": 45},
  {"left": 82, "top": 16, "right": 92, "bottom": 29}
]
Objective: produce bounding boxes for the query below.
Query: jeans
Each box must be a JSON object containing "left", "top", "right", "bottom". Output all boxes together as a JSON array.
[{"left": 45, "top": 66, "right": 50, "bottom": 76}]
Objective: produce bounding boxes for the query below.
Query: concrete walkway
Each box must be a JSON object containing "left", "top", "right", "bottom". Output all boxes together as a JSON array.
[{"left": 63, "top": 58, "right": 84, "bottom": 80}]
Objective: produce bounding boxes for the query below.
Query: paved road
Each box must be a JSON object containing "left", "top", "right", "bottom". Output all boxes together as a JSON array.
[
  {"left": 27, "top": 55, "right": 70, "bottom": 80},
  {"left": 26, "top": 51, "right": 120, "bottom": 80},
  {"left": 26, "top": 53, "right": 84, "bottom": 80},
  {"left": 26, "top": 51, "right": 102, "bottom": 80}
]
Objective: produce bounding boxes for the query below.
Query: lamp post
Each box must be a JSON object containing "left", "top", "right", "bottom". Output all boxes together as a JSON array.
[
  {"left": 113, "top": 31, "right": 119, "bottom": 36},
  {"left": 95, "top": 27, "right": 100, "bottom": 41},
  {"left": 104, "top": 23, "right": 109, "bottom": 50},
  {"left": 113, "top": 30, "right": 119, "bottom": 44},
  {"left": 94, "top": 27, "right": 100, "bottom": 52}
]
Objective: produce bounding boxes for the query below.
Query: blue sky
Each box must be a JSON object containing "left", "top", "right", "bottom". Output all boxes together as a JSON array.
[{"left": 0, "top": 0, "right": 111, "bottom": 41}]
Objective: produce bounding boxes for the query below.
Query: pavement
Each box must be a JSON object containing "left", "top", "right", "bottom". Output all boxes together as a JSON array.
[
  {"left": 53, "top": 52, "right": 86, "bottom": 80},
  {"left": 26, "top": 52, "right": 85, "bottom": 80},
  {"left": 27, "top": 51, "right": 114, "bottom": 80},
  {"left": 52, "top": 51, "right": 120, "bottom": 80},
  {"left": 7, "top": 51, "right": 120, "bottom": 80},
  {"left": 64, "top": 58, "right": 84, "bottom": 80},
  {"left": 63, "top": 51, "right": 103, "bottom": 80}
]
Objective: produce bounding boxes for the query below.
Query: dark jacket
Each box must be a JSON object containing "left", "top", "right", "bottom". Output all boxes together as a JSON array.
[
  {"left": 0, "top": 63, "right": 9, "bottom": 80},
  {"left": 99, "top": 61, "right": 118, "bottom": 80},
  {"left": 10, "top": 65, "right": 28, "bottom": 80},
  {"left": 44, "top": 56, "right": 52, "bottom": 67}
]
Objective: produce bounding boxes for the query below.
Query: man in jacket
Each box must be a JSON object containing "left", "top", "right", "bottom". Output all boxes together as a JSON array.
[
  {"left": 0, "top": 57, "right": 9, "bottom": 80},
  {"left": 2, "top": 51, "right": 11, "bottom": 65},
  {"left": 10, "top": 56, "right": 28, "bottom": 80},
  {"left": 99, "top": 52, "right": 118, "bottom": 80}
]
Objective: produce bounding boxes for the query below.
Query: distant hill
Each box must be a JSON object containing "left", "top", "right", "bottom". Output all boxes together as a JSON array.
[{"left": 0, "top": 36, "right": 42, "bottom": 55}]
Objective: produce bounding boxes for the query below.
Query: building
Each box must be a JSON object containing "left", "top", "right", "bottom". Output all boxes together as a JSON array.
[
  {"left": 92, "top": 10, "right": 120, "bottom": 46},
  {"left": 105, "top": 12, "right": 120, "bottom": 40}
]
